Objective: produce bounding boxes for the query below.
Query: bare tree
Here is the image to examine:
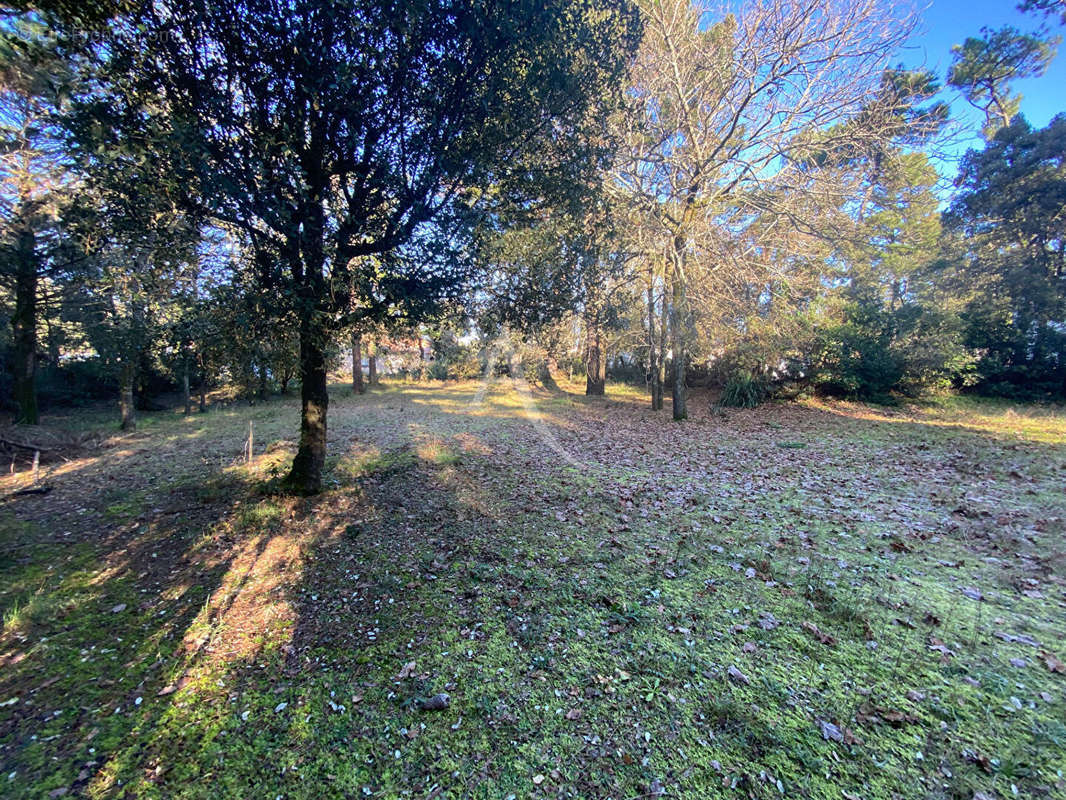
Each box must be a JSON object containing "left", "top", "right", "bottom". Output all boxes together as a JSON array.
[{"left": 611, "top": 0, "right": 920, "bottom": 417}]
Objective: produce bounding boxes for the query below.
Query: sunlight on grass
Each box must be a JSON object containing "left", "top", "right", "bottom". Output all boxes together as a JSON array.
[
  {"left": 4, "top": 381, "right": 1065, "bottom": 799},
  {"left": 803, "top": 395, "right": 1066, "bottom": 444}
]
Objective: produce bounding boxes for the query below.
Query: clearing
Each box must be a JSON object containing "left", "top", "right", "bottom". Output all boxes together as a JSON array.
[{"left": 1, "top": 380, "right": 1065, "bottom": 799}]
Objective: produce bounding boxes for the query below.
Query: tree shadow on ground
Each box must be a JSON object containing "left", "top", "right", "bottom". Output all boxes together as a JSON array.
[{"left": 2, "top": 382, "right": 1065, "bottom": 798}]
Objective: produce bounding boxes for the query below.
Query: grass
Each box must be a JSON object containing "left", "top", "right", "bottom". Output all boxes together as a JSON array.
[{"left": 1, "top": 380, "right": 1064, "bottom": 799}]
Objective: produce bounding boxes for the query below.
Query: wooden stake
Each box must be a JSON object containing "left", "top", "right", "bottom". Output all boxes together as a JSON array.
[
  {"left": 246, "top": 421, "right": 254, "bottom": 464},
  {"left": 31, "top": 450, "right": 39, "bottom": 485}
]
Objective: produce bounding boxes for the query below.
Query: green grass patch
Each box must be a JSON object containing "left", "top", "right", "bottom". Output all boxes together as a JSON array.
[{"left": 2, "top": 381, "right": 1064, "bottom": 799}]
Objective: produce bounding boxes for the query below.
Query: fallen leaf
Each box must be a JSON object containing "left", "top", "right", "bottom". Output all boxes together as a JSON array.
[
  {"left": 727, "top": 665, "right": 750, "bottom": 685},
  {"left": 881, "top": 709, "right": 919, "bottom": 726},
  {"left": 819, "top": 719, "right": 843, "bottom": 742},
  {"left": 994, "top": 631, "right": 1040, "bottom": 647},
  {"left": 1042, "top": 651, "right": 1066, "bottom": 673},
  {"left": 928, "top": 636, "right": 954, "bottom": 658},
  {"left": 417, "top": 693, "right": 450, "bottom": 711},
  {"left": 757, "top": 612, "right": 780, "bottom": 630},
  {"left": 801, "top": 620, "right": 836, "bottom": 645}
]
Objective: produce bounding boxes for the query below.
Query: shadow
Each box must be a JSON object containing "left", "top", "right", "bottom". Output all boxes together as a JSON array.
[
  {"left": 0, "top": 474, "right": 273, "bottom": 797},
  {"left": 2, "top": 380, "right": 1064, "bottom": 798},
  {"left": 0, "top": 392, "right": 312, "bottom": 797}
]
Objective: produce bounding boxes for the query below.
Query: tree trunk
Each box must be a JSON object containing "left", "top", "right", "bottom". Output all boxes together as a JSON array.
[
  {"left": 119, "top": 359, "right": 136, "bottom": 431},
  {"left": 368, "top": 342, "right": 378, "bottom": 386},
  {"left": 198, "top": 356, "right": 207, "bottom": 413},
  {"left": 658, "top": 276, "right": 669, "bottom": 411},
  {"left": 647, "top": 274, "right": 662, "bottom": 411},
  {"left": 258, "top": 363, "right": 269, "bottom": 401},
  {"left": 12, "top": 225, "right": 38, "bottom": 425},
  {"left": 669, "top": 250, "right": 687, "bottom": 420},
  {"left": 197, "top": 353, "right": 207, "bottom": 412},
  {"left": 286, "top": 314, "right": 329, "bottom": 494},
  {"left": 585, "top": 311, "right": 605, "bottom": 396},
  {"left": 351, "top": 332, "right": 364, "bottom": 394},
  {"left": 182, "top": 353, "right": 191, "bottom": 415}
]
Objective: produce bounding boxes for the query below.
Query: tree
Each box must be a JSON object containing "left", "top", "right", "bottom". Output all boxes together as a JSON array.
[
  {"left": 1019, "top": 0, "right": 1066, "bottom": 26},
  {"left": 946, "top": 114, "right": 1066, "bottom": 396},
  {"left": 350, "top": 330, "right": 364, "bottom": 394},
  {"left": 0, "top": 16, "right": 74, "bottom": 423},
  {"left": 63, "top": 92, "right": 200, "bottom": 429},
  {"left": 612, "top": 0, "right": 917, "bottom": 418},
  {"left": 82, "top": 0, "right": 639, "bottom": 492},
  {"left": 474, "top": 192, "right": 627, "bottom": 395},
  {"left": 948, "top": 26, "right": 1059, "bottom": 138}
]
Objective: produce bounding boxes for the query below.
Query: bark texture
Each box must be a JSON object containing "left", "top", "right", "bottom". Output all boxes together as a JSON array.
[
  {"left": 119, "top": 360, "right": 136, "bottom": 431},
  {"left": 647, "top": 274, "right": 662, "bottom": 411},
  {"left": 12, "top": 225, "right": 38, "bottom": 425},
  {"left": 351, "top": 333, "right": 364, "bottom": 394},
  {"left": 286, "top": 315, "right": 329, "bottom": 494},
  {"left": 585, "top": 312, "right": 605, "bottom": 396},
  {"left": 669, "top": 252, "right": 687, "bottom": 420}
]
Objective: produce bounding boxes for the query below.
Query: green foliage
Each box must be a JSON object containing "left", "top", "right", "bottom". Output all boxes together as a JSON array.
[
  {"left": 1019, "top": 0, "right": 1066, "bottom": 25},
  {"left": 947, "top": 115, "right": 1066, "bottom": 398},
  {"left": 810, "top": 298, "right": 971, "bottom": 402},
  {"left": 426, "top": 330, "right": 483, "bottom": 381},
  {"left": 718, "top": 369, "right": 767, "bottom": 408},
  {"left": 948, "top": 26, "right": 1059, "bottom": 138},
  {"left": 812, "top": 315, "right": 903, "bottom": 402}
]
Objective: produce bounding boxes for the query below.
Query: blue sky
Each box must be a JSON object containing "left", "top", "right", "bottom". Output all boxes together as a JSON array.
[{"left": 900, "top": 0, "right": 1065, "bottom": 163}]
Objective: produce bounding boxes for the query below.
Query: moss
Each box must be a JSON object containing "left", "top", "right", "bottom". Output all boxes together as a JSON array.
[{"left": 2, "top": 382, "right": 1065, "bottom": 798}]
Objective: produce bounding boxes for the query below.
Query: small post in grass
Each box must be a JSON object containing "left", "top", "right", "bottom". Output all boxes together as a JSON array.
[
  {"left": 246, "top": 421, "right": 254, "bottom": 464},
  {"left": 31, "top": 450, "right": 39, "bottom": 485}
]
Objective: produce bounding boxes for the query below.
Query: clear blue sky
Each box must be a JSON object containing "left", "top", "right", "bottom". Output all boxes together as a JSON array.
[{"left": 900, "top": 0, "right": 1065, "bottom": 162}]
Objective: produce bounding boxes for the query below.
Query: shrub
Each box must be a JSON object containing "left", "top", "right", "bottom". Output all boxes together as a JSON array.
[{"left": 718, "top": 369, "right": 767, "bottom": 408}]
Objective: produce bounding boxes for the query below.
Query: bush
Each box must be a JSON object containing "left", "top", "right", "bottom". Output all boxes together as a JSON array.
[
  {"left": 425, "top": 342, "right": 483, "bottom": 381},
  {"left": 809, "top": 300, "right": 970, "bottom": 401},
  {"left": 718, "top": 369, "right": 767, "bottom": 408}
]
